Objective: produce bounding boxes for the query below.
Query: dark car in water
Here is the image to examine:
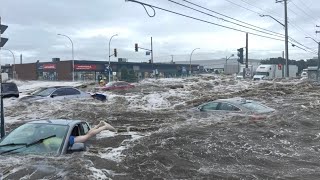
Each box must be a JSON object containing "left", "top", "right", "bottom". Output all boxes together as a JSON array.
[
  {"left": 1, "top": 82, "right": 19, "bottom": 98},
  {"left": 0, "top": 119, "right": 90, "bottom": 156}
]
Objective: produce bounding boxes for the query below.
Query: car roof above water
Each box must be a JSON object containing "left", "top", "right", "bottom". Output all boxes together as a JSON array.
[
  {"left": 27, "top": 119, "right": 83, "bottom": 126},
  {"left": 214, "top": 98, "right": 254, "bottom": 105}
]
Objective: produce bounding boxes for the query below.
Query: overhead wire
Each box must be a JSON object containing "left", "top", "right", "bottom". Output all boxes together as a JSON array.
[
  {"left": 126, "top": 0, "right": 285, "bottom": 41},
  {"left": 169, "top": 0, "right": 284, "bottom": 39},
  {"left": 290, "top": 0, "right": 319, "bottom": 25},
  {"left": 181, "top": 0, "right": 284, "bottom": 37},
  {"left": 126, "top": 0, "right": 317, "bottom": 55}
]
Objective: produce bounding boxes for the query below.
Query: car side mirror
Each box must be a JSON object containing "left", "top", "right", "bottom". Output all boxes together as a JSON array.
[
  {"left": 50, "top": 93, "right": 58, "bottom": 98},
  {"left": 69, "top": 143, "right": 85, "bottom": 152}
]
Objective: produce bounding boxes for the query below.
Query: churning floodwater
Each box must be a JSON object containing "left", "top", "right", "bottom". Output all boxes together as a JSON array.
[{"left": 1, "top": 75, "right": 320, "bottom": 179}]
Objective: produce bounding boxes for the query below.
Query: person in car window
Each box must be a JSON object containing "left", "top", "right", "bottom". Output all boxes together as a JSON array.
[
  {"left": 69, "top": 121, "right": 116, "bottom": 146},
  {"left": 44, "top": 121, "right": 116, "bottom": 151}
]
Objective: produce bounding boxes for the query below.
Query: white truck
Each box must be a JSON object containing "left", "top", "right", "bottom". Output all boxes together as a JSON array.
[
  {"left": 236, "top": 64, "right": 259, "bottom": 79},
  {"left": 253, "top": 64, "right": 298, "bottom": 80}
]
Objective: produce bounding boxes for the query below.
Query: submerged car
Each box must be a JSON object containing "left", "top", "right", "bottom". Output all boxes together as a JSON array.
[
  {"left": 95, "top": 81, "right": 135, "bottom": 91},
  {"left": 0, "top": 119, "right": 90, "bottom": 156},
  {"left": 20, "top": 86, "right": 92, "bottom": 101},
  {"left": 196, "top": 98, "right": 275, "bottom": 118},
  {"left": 2, "top": 82, "right": 19, "bottom": 98}
]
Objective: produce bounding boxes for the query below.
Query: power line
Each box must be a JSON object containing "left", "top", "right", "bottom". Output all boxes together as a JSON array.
[
  {"left": 126, "top": 0, "right": 285, "bottom": 41},
  {"left": 223, "top": 0, "right": 261, "bottom": 15},
  {"left": 295, "top": 0, "right": 320, "bottom": 23},
  {"left": 181, "top": 0, "right": 284, "bottom": 37},
  {"left": 169, "top": 0, "right": 284, "bottom": 38},
  {"left": 178, "top": 0, "right": 315, "bottom": 54},
  {"left": 291, "top": 1, "right": 320, "bottom": 25},
  {"left": 126, "top": 0, "right": 316, "bottom": 56},
  {"left": 237, "top": 0, "right": 283, "bottom": 19}
]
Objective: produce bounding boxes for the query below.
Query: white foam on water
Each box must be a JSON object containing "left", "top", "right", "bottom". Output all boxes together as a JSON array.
[{"left": 98, "top": 132, "right": 146, "bottom": 163}]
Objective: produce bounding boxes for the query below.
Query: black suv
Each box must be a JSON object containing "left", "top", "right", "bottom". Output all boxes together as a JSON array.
[{"left": 1, "top": 83, "right": 19, "bottom": 98}]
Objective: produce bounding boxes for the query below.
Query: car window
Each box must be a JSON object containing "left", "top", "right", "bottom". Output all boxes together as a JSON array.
[
  {"left": 241, "top": 101, "right": 273, "bottom": 113},
  {"left": 53, "top": 88, "right": 67, "bottom": 96},
  {"left": 2, "top": 83, "right": 18, "bottom": 92},
  {"left": 64, "top": 88, "right": 81, "bottom": 95},
  {"left": 71, "top": 125, "right": 80, "bottom": 136},
  {"left": 200, "top": 102, "right": 219, "bottom": 111},
  {"left": 218, "top": 103, "right": 240, "bottom": 111},
  {"left": 33, "top": 88, "right": 56, "bottom": 97},
  {"left": 81, "top": 123, "right": 90, "bottom": 135}
]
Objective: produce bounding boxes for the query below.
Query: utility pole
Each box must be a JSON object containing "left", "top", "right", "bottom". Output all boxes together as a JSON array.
[
  {"left": 276, "top": 0, "right": 289, "bottom": 77},
  {"left": 246, "top": 33, "right": 248, "bottom": 68},
  {"left": 282, "top": 51, "right": 285, "bottom": 78},
  {"left": 151, "top": 37, "right": 154, "bottom": 63}
]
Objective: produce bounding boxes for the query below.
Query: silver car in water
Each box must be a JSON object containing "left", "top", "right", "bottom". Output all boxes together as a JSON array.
[
  {"left": 196, "top": 98, "right": 275, "bottom": 115},
  {"left": 0, "top": 119, "right": 90, "bottom": 156}
]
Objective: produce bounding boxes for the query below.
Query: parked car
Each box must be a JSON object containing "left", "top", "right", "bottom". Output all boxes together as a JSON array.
[
  {"left": 95, "top": 81, "right": 135, "bottom": 91},
  {"left": 2, "top": 82, "right": 19, "bottom": 98},
  {"left": 20, "top": 86, "right": 92, "bottom": 101},
  {"left": 0, "top": 119, "right": 90, "bottom": 156},
  {"left": 195, "top": 98, "right": 275, "bottom": 119}
]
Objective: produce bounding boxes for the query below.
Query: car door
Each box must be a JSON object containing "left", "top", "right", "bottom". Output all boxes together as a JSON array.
[
  {"left": 50, "top": 88, "right": 68, "bottom": 100},
  {"left": 64, "top": 88, "right": 81, "bottom": 99}
]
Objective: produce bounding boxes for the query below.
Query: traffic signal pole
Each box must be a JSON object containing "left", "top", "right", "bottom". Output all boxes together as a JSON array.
[
  {"left": 0, "top": 17, "right": 4, "bottom": 138},
  {"left": 246, "top": 33, "right": 248, "bottom": 69}
]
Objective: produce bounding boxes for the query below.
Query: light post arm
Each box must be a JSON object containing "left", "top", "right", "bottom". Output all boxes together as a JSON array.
[
  {"left": 259, "top": 14, "right": 285, "bottom": 27},
  {"left": 189, "top": 48, "right": 200, "bottom": 74},
  {"left": 57, "top": 33, "right": 74, "bottom": 81}
]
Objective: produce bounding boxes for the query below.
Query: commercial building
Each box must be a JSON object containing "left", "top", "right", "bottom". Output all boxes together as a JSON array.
[{"left": 12, "top": 59, "right": 199, "bottom": 81}]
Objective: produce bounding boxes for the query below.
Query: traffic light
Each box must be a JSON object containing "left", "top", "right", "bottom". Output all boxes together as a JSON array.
[
  {"left": 278, "top": 64, "right": 282, "bottom": 70},
  {"left": 0, "top": 20, "right": 8, "bottom": 48},
  {"left": 135, "top": 43, "right": 138, "bottom": 52},
  {"left": 237, "top": 48, "right": 244, "bottom": 64},
  {"left": 114, "top": 48, "right": 117, "bottom": 57}
]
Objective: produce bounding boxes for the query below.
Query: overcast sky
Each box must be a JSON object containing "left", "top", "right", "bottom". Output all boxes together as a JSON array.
[{"left": 0, "top": 0, "right": 319, "bottom": 65}]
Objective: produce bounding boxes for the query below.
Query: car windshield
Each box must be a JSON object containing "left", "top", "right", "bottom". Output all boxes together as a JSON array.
[
  {"left": 0, "top": 123, "right": 68, "bottom": 155},
  {"left": 32, "top": 88, "right": 56, "bottom": 97},
  {"left": 2, "top": 83, "right": 18, "bottom": 92},
  {"left": 241, "top": 101, "right": 274, "bottom": 113}
]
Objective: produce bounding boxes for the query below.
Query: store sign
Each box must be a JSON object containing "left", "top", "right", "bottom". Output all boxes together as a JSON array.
[
  {"left": 43, "top": 64, "right": 56, "bottom": 70},
  {"left": 75, "top": 64, "right": 97, "bottom": 70}
]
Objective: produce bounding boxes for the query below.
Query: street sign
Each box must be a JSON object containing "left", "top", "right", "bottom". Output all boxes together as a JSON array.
[{"left": 244, "top": 68, "right": 251, "bottom": 78}]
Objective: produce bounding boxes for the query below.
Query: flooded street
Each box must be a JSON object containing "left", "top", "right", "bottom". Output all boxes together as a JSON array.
[{"left": 1, "top": 75, "right": 320, "bottom": 179}]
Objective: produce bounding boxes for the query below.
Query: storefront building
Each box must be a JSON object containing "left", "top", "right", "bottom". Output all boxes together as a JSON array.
[{"left": 14, "top": 60, "right": 199, "bottom": 82}]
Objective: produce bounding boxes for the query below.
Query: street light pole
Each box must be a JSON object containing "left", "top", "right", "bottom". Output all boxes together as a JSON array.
[
  {"left": 2, "top": 49, "right": 15, "bottom": 80},
  {"left": 108, "top": 34, "right": 118, "bottom": 83},
  {"left": 189, "top": 48, "right": 200, "bottom": 76},
  {"left": 225, "top": 54, "right": 234, "bottom": 74},
  {"left": 57, "top": 33, "right": 74, "bottom": 81}
]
